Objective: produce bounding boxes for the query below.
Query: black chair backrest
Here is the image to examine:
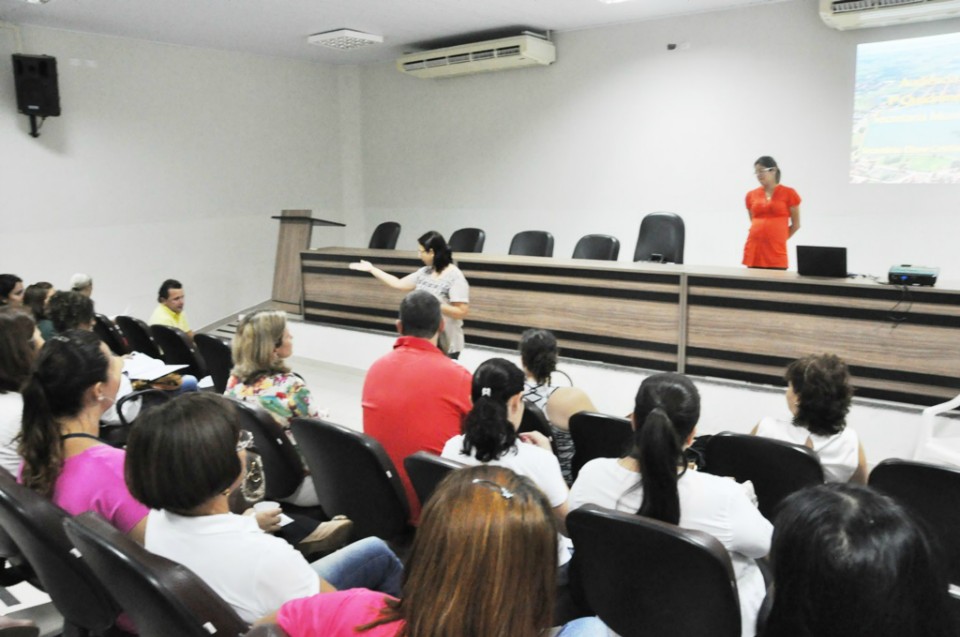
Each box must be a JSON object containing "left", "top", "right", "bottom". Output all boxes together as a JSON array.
[
  {"left": 572, "top": 234, "right": 621, "bottom": 261},
  {"left": 447, "top": 227, "right": 486, "bottom": 253},
  {"left": 869, "top": 458, "right": 960, "bottom": 584},
  {"left": 569, "top": 412, "right": 633, "bottom": 482},
  {"left": 567, "top": 504, "right": 741, "bottom": 637},
  {"left": 92, "top": 313, "right": 130, "bottom": 356},
  {"left": 368, "top": 222, "right": 401, "bottom": 250},
  {"left": 509, "top": 230, "right": 554, "bottom": 257},
  {"left": 0, "top": 471, "right": 120, "bottom": 634},
  {"left": 290, "top": 418, "right": 410, "bottom": 541},
  {"left": 194, "top": 333, "right": 233, "bottom": 394},
  {"left": 402, "top": 452, "right": 465, "bottom": 511},
  {"left": 149, "top": 325, "right": 207, "bottom": 378},
  {"left": 518, "top": 400, "right": 557, "bottom": 456},
  {"left": 634, "top": 212, "right": 685, "bottom": 264},
  {"left": 242, "top": 626, "right": 290, "bottom": 637},
  {"left": 116, "top": 315, "right": 164, "bottom": 359},
  {"left": 703, "top": 432, "right": 824, "bottom": 520},
  {"left": 64, "top": 512, "right": 249, "bottom": 637},
  {"left": 230, "top": 399, "right": 306, "bottom": 501}
]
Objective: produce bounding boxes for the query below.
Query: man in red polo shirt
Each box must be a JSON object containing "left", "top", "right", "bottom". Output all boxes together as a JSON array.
[{"left": 362, "top": 290, "right": 472, "bottom": 523}]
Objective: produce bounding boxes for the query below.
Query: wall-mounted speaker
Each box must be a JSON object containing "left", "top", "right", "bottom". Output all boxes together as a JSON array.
[{"left": 12, "top": 54, "right": 61, "bottom": 118}]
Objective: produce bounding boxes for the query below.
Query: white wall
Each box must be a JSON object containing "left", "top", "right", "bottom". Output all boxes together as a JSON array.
[
  {"left": 0, "top": 25, "right": 354, "bottom": 326},
  {"left": 356, "top": 2, "right": 960, "bottom": 282}
]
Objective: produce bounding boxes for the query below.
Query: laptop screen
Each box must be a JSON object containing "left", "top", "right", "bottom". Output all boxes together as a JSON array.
[{"left": 796, "top": 246, "right": 848, "bottom": 278}]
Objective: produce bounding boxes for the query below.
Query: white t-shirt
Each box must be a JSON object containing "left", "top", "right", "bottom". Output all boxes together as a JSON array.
[
  {"left": 754, "top": 416, "right": 859, "bottom": 483},
  {"left": 568, "top": 458, "right": 772, "bottom": 637},
  {"left": 145, "top": 510, "right": 319, "bottom": 623},
  {"left": 0, "top": 392, "right": 22, "bottom": 476},
  {"left": 402, "top": 266, "right": 469, "bottom": 353}
]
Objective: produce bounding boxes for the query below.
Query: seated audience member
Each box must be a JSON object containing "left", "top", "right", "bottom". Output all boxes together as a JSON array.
[
  {"left": 568, "top": 372, "right": 771, "bottom": 637},
  {"left": 148, "top": 278, "right": 193, "bottom": 340},
  {"left": 519, "top": 328, "right": 596, "bottom": 483},
  {"left": 751, "top": 353, "right": 867, "bottom": 483},
  {"left": 70, "top": 272, "right": 93, "bottom": 297},
  {"left": 764, "top": 483, "right": 957, "bottom": 637},
  {"left": 225, "top": 309, "right": 325, "bottom": 507},
  {"left": 18, "top": 330, "right": 148, "bottom": 542},
  {"left": 0, "top": 274, "right": 24, "bottom": 308},
  {"left": 257, "top": 466, "right": 608, "bottom": 637},
  {"left": 441, "top": 358, "right": 570, "bottom": 562},
  {"left": 0, "top": 308, "right": 43, "bottom": 475},
  {"left": 362, "top": 290, "right": 472, "bottom": 523},
  {"left": 124, "top": 392, "right": 403, "bottom": 624},
  {"left": 22, "top": 281, "right": 55, "bottom": 341}
]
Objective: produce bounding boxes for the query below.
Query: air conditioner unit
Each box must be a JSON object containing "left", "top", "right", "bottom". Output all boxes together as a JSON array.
[
  {"left": 397, "top": 34, "right": 556, "bottom": 79},
  {"left": 820, "top": 0, "right": 960, "bottom": 30}
]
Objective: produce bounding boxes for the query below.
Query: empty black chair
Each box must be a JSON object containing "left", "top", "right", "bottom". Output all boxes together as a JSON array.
[
  {"left": 869, "top": 458, "right": 960, "bottom": 585},
  {"left": 633, "top": 212, "right": 685, "bottom": 264},
  {"left": 115, "top": 315, "right": 164, "bottom": 359},
  {"left": 703, "top": 432, "right": 823, "bottom": 520},
  {"left": 402, "top": 452, "right": 465, "bottom": 510},
  {"left": 568, "top": 504, "right": 741, "bottom": 637},
  {"left": 194, "top": 333, "right": 232, "bottom": 393},
  {"left": 572, "top": 234, "right": 620, "bottom": 261},
  {"left": 92, "top": 314, "right": 129, "bottom": 356},
  {"left": 149, "top": 325, "right": 207, "bottom": 379},
  {"left": 368, "top": 222, "right": 401, "bottom": 250},
  {"left": 0, "top": 470, "right": 122, "bottom": 636},
  {"left": 509, "top": 230, "right": 554, "bottom": 257},
  {"left": 291, "top": 418, "right": 410, "bottom": 543},
  {"left": 569, "top": 412, "right": 633, "bottom": 482},
  {"left": 230, "top": 399, "right": 307, "bottom": 504},
  {"left": 64, "top": 512, "right": 248, "bottom": 637},
  {"left": 447, "top": 228, "right": 486, "bottom": 253}
]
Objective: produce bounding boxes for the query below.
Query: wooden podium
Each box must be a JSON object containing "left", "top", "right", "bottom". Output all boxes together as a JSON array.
[{"left": 271, "top": 210, "right": 345, "bottom": 313}]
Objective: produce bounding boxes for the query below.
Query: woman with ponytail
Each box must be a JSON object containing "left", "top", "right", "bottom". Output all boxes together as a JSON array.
[
  {"left": 17, "top": 329, "right": 148, "bottom": 542},
  {"left": 568, "top": 373, "right": 772, "bottom": 637},
  {"left": 441, "top": 358, "right": 570, "bottom": 560}
]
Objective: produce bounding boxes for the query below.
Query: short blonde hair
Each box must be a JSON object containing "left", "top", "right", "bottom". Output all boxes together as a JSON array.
[{"left": 230, "top": 310, "right": 289, "bottom": 383}]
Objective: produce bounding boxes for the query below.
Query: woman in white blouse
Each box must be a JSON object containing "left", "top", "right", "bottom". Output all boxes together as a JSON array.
[{"left": 568, "top": 373, "right": 772, "bottom": 637}]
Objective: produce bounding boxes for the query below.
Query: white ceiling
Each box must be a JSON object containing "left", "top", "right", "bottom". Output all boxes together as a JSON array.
[{"left": 0, "top": 0, "right": 792, "bottom": 65}]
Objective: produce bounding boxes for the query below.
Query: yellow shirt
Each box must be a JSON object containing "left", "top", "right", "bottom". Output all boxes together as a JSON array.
[{"left": 149, "top": 304, "right": 191, "bottom": 332}]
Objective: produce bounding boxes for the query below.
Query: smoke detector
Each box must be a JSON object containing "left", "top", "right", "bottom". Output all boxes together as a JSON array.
[{"left": 307, "top": 29, "right": 383, "bottom": 50}]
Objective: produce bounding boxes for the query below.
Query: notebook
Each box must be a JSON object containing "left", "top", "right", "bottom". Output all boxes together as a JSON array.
[{"left": 796, "top": 246, "right": 848, "bottom": 278}]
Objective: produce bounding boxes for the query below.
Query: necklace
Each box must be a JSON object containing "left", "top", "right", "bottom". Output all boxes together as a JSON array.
[{"left": 60, "top": 432, "right": 103, "bottom": 443}]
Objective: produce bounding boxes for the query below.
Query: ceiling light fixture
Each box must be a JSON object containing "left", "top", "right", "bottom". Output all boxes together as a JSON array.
[{"left": 307, "top": 29, "right": 383, "bottom": 50}]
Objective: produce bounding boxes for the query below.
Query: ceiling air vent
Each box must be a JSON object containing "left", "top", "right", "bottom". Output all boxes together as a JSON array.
[
  {"left": 820, "top": 0, "right": 960, "bottom": 29},
  {"left": 397, "top": 34, "right": 556, "bottom": 79}
]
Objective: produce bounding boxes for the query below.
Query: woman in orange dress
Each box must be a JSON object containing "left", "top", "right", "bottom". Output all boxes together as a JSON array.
[{"left": 742, "top": 156, "right": 801, "bottom": 269}]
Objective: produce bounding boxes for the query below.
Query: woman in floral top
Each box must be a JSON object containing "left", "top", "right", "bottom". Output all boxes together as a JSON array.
[{"left": 225, "top": 310, "right": 326, "bottom": 506}]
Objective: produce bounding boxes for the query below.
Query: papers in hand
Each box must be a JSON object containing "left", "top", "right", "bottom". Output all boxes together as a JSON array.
[{"left": 124, "top": 352, "right": 188, "bottom": 381}]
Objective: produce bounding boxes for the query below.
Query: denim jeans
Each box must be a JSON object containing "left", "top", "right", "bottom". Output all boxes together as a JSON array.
[{"left": 311, "top": 537, "right": 404, "bottom": 597}]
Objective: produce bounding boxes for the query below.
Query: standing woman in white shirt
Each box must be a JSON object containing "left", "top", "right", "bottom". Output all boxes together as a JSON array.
[
  {"left": 350, "top": 230, "right": 469, "bottom": 358},
  {"left": 751, "top": 353, "right": 868, "bottom": 484},
  {"left": 568, "top": 373, "right": 772, "bottom": 637}
]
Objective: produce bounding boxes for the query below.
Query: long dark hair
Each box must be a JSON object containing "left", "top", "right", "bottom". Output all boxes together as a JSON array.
[
  {"left": 18, "top": 330, "right": 109, "bottom": 497},
  {"left": 418, "top": 230, "right": 453, "bottom": 274},
  {"left": 625, "top": 373, "right": 700, "bottom": 525},
  {"left": 0, "top": 308, "right": 38, "bottom": 393},
  {"left": 461, "top": 358, "right": 525, "bottom": 462},
  {"left": 519, "top": 329, "right": 557, "bottom": 385},
  {"left": 765, "top": 483, "right": 957, "bottom": 637},
  {"left": 23, "top": 282, "right": 53, "bottom": 321},
  {"left": 0, "top": 274, "right": 22, "bottom": 305}
]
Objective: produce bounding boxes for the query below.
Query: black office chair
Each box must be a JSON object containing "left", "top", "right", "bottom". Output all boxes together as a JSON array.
[
  {"left": 569, "top": 412, "right": 633, "bottom": 482},
  {"left": 869, "top": 458, "right": 960, "bottom": 585},
  {"left": 194, "top": 333, "right": 233, "bottom": 393},
  {"left": 402, "top": 452, "right": 465, "bottom": 511},
  {"left": 149, "top": 325, "right": 207, "bottom": 379},
  {"left": 64, "top": 512, "right": 249, "bottom": 637},
  {"left": 291, "top": 418, "right": 411, "bottom": 545},
  {"left": 92, "top": 314, "right": 129, "bottom": 356},
  {"left": 703, "top": 432, "right": 823, "bottom": 521},
  {"left": 518, "top": 400, "right": 558, "bottom": 455},
  {"left": 572, "top": 234, "right": 620, "bottom": 261},
  {"left": 633, "top": 212, "right": 685, "bottom": 264},
  {"left": 509, "top": 230, "right": 554, "bottom": 257},
  {"left": 0, "top": 471, "right": 124, "bottom": 636},
  {"left": 567, "top": 504, "right": 741, "bottom": 637},
  {"left": 0, "top": 617, "right": 38, "bottom": 637},
  {"left": 115, "top": 316, "right": 164, "bottom": 359},
  {"left": 368, "top": 222, "right": 401, "bottom": 250},
  {"left": 447, "top": 228, "right": 486, "bottom": 253}
]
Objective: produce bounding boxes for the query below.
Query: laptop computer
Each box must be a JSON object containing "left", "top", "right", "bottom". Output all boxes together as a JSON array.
[{"left": 796, "top": 246, "right": 848, "bottom": 278}]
